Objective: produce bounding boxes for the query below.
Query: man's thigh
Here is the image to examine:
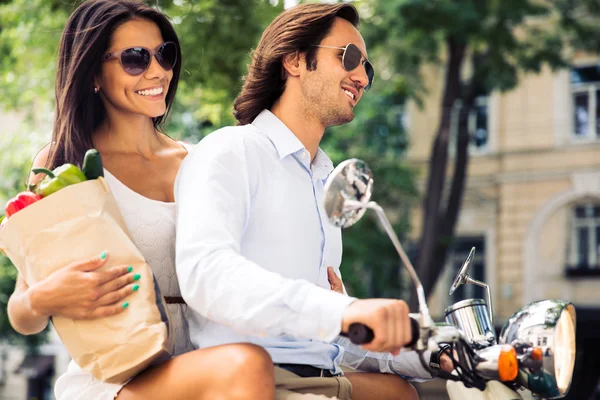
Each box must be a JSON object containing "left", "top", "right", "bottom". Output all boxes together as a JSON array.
[{"left": 274, "top": 366, "right": 352, "bottom": 400}]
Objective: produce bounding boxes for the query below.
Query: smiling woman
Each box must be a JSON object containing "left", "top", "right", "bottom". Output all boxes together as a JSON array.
[
  {"left": 5, "top": 1, "right": 276, "bottom": 400},
  {"left": 93, "top": 18, "right": 175, "bottom": 128}
]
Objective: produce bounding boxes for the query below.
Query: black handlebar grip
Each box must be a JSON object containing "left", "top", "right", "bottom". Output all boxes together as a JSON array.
[
  {"left": 406, "top": 316, "right": 420, "bottom": 348},
  {"left": 346, "top": 323, "right": 374, "bottom": 344},
  {"left": 343, "top": 317, "right": 420, "bottom": 347}
]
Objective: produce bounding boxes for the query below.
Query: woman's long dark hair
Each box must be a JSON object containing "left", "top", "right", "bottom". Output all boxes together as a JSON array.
[
  {"left": 47, "top": 0, "right": 182, "bottom": 169},
  {"left": 232, "top": 3, "right": 359, "bottom": 126}
]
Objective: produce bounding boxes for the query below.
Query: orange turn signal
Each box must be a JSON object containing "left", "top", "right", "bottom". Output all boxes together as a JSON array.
[
  {"left": 530, "top": 347, "right": 543, "bottom": 361},
  {"left": 498, "top": 347, "right": 518, "bottom": 382}
]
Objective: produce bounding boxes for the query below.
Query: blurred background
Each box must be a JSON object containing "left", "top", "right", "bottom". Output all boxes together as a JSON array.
[{"left": 1, "top": 0, "right": 600, "bottom": 399}]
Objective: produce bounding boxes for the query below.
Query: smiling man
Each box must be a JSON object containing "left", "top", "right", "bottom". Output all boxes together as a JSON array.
[{"left": 175, "top": 4, "right": 436, "bottom": 399}]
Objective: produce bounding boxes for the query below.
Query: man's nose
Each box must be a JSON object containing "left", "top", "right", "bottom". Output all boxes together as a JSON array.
[{"left": 349, "top": 62, "right": 369, "bottom": 91}]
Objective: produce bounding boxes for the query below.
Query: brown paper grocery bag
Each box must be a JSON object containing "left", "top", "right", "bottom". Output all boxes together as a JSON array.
[{"left": 0, "top": 177, "right": 173, "bottom": 384}]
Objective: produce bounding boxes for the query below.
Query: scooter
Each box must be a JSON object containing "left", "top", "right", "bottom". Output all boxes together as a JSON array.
[{"left": 323, "top": 159, "right": 577, "bottom": 399}]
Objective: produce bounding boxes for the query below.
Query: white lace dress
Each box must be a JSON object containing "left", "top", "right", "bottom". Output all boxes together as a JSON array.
[{"left": 54, "top": 165, "right": 195, "bottom": 400}]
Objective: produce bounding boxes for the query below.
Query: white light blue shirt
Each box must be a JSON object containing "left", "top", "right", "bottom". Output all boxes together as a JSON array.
[
  {"left": 175, "top": 110, "right": 356, "bottom": 372},
  {"left": 175, "top": 110, "right": 433, "bottom": 378}
]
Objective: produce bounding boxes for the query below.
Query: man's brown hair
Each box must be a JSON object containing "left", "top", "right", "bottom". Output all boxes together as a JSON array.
[{"left": 233, "top": 3, "right": 359, "bottom": 126}]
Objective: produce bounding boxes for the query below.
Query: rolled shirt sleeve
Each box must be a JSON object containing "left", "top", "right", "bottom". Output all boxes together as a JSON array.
[{"left": 335, "top": 336, "right": 434, "bottom": 381}]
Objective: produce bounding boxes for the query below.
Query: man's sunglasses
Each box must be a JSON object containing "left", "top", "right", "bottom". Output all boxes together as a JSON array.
[
  {"left": 103, "top": 42, "right": 178, "bottom": 76},
  {"left": 313, "top": 43, "right": 374, "bottom": 92}
]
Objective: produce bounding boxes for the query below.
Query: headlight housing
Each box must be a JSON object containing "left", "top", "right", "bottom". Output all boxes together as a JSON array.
[{"left": 499, "top": 300, "right": 576, "bottom": 399}]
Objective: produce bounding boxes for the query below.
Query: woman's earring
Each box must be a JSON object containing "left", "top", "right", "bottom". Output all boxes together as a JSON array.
[{"left": 94, "top": 87, "right": 99, "bottom": 94}]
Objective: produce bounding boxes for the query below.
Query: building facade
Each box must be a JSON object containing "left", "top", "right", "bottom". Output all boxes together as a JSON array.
[{"left": 408, "top": 58, "right": 600, "bottom": 398}]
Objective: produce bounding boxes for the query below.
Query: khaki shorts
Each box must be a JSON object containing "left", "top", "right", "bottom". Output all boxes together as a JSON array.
[{"left": 274, "top": 366, "right": 352, "bottom": 400}]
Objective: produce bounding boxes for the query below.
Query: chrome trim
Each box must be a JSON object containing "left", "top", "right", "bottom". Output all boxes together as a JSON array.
[{"left": 445, "top": 298, "right": 496, "bottom": 349}]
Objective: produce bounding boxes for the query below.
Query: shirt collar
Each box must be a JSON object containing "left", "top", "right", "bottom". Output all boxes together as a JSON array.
[
  {"left": 252, "top": 109, "right": 334, "bottom": 181},
  {"left": 252, "top": 110, "right": 305, "bottom": 160},
  {"left": 311, "top": 148, "right": 334, "bottom": 182}
]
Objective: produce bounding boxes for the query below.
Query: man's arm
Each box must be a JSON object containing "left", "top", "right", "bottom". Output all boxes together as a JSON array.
[
  {"left": 336, "top": 336, "right": 434, "bottom": 380},
  {"left": 328, "top": 263, "right": 449, "bottom": 380},
  {"left": 175, "top": 132, "right": 356, "bottom": 342}
]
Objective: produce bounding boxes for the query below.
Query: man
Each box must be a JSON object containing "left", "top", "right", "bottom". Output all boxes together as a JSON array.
[{"left": 176, "top": 4, "right": 445, "bottom": 399}]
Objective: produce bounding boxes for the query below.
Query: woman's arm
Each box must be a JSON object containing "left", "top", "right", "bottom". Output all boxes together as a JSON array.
[
  {"left": 7, "top": 144, "right": 52, "bottom": 334},
  {"left": 7, "top": 274, "right": 50, "bottom": 334}
]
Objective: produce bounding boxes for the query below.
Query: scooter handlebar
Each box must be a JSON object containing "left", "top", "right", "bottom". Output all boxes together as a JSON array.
[{"left": 343, "top": 316, "right": 420, "bottom": 347}]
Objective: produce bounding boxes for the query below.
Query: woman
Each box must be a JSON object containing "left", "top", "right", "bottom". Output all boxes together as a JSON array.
[{"left": 6, "top": 1, "right": 275, "bottom": 399}]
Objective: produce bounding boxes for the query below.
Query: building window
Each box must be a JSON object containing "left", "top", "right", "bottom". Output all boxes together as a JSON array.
[
  {"left": 568, "top": 203, "right": 600, "bottom": 272},
  {"left": 571, "top": 66, "right": 600, "bottom": 140},
  {"left": 451, "top": 92, "right": 489, "bottom": 156},
  {"left": 448, "top": 236, "right": 486, "bottom": 301},
  {"left": 469, "top": 96, "right": 489, "bottom": 153}
]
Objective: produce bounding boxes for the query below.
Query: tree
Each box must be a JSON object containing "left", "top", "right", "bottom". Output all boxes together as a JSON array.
[{"left": 363, "top": 0, "right": 586, "bottom": 308}]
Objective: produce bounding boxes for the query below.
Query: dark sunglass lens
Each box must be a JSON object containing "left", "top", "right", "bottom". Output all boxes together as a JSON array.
[
  {"left": 121, "top": 48, "right": 150, "bottom": 76},
  {"left": 157, "top": 42, "right": 177, "bottom": 71},
  {"left": 342, "top": 44, "right": 362, "bottom": 71},
  {"left": 364, "top": 61, "right": 374, "bottom": 91}
]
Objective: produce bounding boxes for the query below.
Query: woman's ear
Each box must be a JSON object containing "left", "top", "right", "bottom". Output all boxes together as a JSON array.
[
  {"left": 282, "top": 51, "right": 304, "bottom": 78},
  {"left": 93, "top": 75, "right": 102, "bottom": 93}
]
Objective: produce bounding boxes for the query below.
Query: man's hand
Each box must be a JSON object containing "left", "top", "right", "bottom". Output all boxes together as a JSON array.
[
  {"left": 330, "top": 267, "right": 453, "bottom": 375},
  {"left": 342, "top": 298, "right": 412, "bottom": 355},
  {"left": 331, "top": 267, "right": 413, "bottom": 355},
  {"left": 327, "top": 267, "right": 344, "bottom": 294},
  {"left": 440, "top": 353, "right": 454, "bottom": 373}
]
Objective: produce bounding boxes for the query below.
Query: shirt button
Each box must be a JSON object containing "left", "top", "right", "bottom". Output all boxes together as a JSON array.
[
  {"left": 302, "top": 150, "right": 309, "bottom": 159},
  {"left": 319, "top": 329, "right": 327, "bottom": 339}
]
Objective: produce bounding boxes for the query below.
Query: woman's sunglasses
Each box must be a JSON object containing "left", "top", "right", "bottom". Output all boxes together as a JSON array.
[
  {"left": 313, "top": 43, "right": 374, "bottom": 92},
  {"left": 103, "top": 41, "right": 178, "bottom": 76}
]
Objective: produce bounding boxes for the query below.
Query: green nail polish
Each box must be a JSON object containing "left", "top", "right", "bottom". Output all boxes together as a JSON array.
[
  {"left": 127, "top": 266, "right": 133, "bottom": 273},
  {"left": 122, "top": 302, "right": 129, "bottom": 309},
  {"left": 133, "top": 273, "right": 141, "bottom": 281},
  {"left": 99, "top": 251, "right": 107, "bottom": 260},
  {"left": 132, "top": 284, "right": 140, "bottom": 292}
]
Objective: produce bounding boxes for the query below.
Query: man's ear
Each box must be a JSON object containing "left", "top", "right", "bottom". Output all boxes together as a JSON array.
[{"left": 282, "top": 51, "right": 304, "bottom": 78}]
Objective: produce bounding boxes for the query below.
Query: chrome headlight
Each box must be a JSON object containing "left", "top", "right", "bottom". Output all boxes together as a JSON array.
[{"left": 499, "top": 300, "right": 576, "bottom": 399}]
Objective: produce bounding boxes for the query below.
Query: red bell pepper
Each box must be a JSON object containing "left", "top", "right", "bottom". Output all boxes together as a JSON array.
[{"left": 5, "top": 192, "right": 42, "bottom": 218}]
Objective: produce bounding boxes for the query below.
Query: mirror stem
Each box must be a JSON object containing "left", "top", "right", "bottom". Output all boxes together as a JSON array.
[
  {"left": 366, "top": 202, "right": 433, "bottom": 330},
  {"left": 465, "top": 276, "right": 494, "bottom": 322}
]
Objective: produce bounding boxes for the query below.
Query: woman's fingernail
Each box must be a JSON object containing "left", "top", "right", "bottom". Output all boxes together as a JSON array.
[
  {"left": 99, "top": 251, "right": 108, "bottom": 260},
  {"left": 127, "top": 266, "right": 133, "bottom": 273},
  {"left": 122, "top": 302, "right": 129, "bottom": 309},
  {"left": 132, "top": 284, "right": 140, "bottom": 292},
  {"left": 133, "top": 274, "right": 141, "bottom": 281}
]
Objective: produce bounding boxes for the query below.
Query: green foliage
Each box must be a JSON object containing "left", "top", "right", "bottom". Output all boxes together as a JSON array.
[
  {"left": 163, "top": 0, "right": 282, "bottom": 140},
  {"left": 555, "top": 0, "right": 600, "bottom": 54},
  {"left": 323, "top": 84, "right": 418, "bottom": 299},
  {"left": 0, "top": 129, "right": 49, "bottom": 351},
  {"left": 364, "top": 0, "right": 576, "bottom": 101},
  {"left": 0, "top": 0, "right": 68, "bottom": 115}
]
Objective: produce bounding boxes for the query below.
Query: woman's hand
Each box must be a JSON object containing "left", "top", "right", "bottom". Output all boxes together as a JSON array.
[{"left": 27, "top": 251, "right": 140, "bottom": 320}]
